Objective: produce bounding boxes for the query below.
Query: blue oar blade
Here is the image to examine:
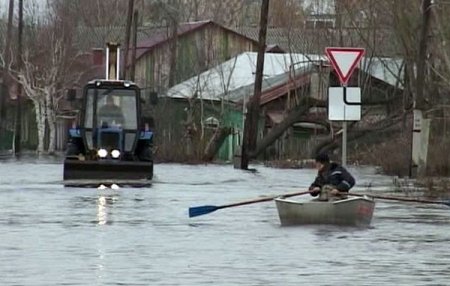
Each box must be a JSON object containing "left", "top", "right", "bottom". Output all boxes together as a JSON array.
[{"left": 189, "top": 205, "right": 219, "bottom": 217}]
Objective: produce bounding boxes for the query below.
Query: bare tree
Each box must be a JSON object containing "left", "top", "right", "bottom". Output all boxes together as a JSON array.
[{"left": 2, "top": 0, "right": 86, "bottom": 154}]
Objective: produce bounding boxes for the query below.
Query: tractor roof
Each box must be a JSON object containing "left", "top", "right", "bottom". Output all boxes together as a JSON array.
[{"left": 87, "top": 79, "right": 138, "bottom": 88}]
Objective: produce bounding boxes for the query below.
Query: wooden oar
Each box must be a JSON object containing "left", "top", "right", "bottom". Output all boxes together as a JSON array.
[
  {"left": 350, "top": 193, "right": 450, "bottom": 206},
  {"left": 189, "top": 190, "right": 312, "bottom": 218}
]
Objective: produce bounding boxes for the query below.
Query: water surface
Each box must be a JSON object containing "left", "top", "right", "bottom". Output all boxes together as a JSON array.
[{"left": 0, "top": 159, "right": 448, "bottom": 285}]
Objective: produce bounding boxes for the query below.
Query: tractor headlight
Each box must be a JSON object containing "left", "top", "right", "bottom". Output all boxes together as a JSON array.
[
  {"left": 98, "top": 148, "right": 108, "bottom": 158},
  {"left": 111, "top": 149, "right": 121, "bottom": 158}
]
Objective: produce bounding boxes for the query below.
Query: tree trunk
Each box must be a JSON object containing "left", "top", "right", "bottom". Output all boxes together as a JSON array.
[
  {"left": 240, "top": 0, "right": 270, "bottom": 169},
  {"left": 14, "top": 0, "right": 23, "bottom": 155},
  {"left": 203, "top": 127, "right": 232, "bottom": 161},
  {"left": 45, "top": 90, "right": 56, "bottom": 154},
  {"left": 249, "top": 97, "right": 325, "bottom": 159},
  {"left": 313, "top": 114, "right": 403, "bottom": 156},
  {"left": 33, "top": 100, "right": 46, "bottom": 154}
]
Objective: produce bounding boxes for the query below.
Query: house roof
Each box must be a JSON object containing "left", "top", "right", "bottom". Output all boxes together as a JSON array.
[
  {"left": 166, "top": 51, "right": 404, "bottom": 105},
  {"left": 359, "top": 57, "right": 404, "bottom": 88},
  {"left": 166, "top": 52, "right": 322, "bottom": 103},
  {"left": 74, "top": 26, "right": 153, "bottom": 52},
  {"left": 238, "top": 26, "right": 400, "bottom": 57},
  {"left": 266, "top": 44, "right": 286, "bottom": 53},
  {"left": 134, "top": 20, "right": 258, "bottom": 61},
  {"left": 74, "top": 20, "right": 257, "bottom": 54},
  {"left": 260, "top": 72, "right": 313, "bottom": 105}
]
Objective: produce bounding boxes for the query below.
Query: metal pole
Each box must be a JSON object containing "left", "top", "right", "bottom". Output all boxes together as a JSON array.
[
  {"left": 342, "top": 85, "right": 347, "bottom": 166},
  {"left": 342, "top": 121, "right": 347, "bottom": 167}
]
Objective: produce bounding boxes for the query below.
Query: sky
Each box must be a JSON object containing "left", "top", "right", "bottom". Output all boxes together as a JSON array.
[
  {"left": 0, "top": 0, "right": 46, "bottom": 19},
  {"left": 303, "top": 0, "right": 335, "bottom": 14}
]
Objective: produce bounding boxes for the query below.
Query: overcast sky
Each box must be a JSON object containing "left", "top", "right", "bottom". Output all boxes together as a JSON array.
[{"left": 0, "top": 0, "right": 46, "bottom": 18}]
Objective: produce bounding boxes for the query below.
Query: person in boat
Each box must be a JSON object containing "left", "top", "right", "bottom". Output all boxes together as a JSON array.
[
  {"left": 309, "top": 153, "right": 355, "bottom": 201},
  {"left": 98, "top": 95, "right": 125, "bottom": 127}
]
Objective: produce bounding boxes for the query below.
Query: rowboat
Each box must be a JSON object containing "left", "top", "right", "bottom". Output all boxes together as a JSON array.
[{"left": 275, "top": 196, "right": 375, "bottom": 227}]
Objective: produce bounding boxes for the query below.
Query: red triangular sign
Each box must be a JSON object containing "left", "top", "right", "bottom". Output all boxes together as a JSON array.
[{"left": 325, "top": 47, "right": 365, "bottom": 85}]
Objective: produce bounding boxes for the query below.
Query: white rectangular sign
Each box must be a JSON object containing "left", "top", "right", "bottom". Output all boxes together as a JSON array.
[{"left": 328, "top": 87, "right": 361, "bottom": 121}]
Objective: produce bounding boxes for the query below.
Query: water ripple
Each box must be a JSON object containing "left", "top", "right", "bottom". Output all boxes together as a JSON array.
[{"left": 0, "top": 162, "right": 449, "bottom": 285}]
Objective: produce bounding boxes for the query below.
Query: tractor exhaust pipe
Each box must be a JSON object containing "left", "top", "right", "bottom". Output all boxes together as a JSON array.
[{"left": 105, "top": 42, "right": 120, "bottom": 80}]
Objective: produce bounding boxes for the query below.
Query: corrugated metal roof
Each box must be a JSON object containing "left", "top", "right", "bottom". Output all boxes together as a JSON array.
[
  {"left": 360, "top": 57, "right": 404, "bottom": 87},
  {"left": 166, "top": 51, "right": 404, "bottom": 104},
  {"left": 237, "top": 27, "right": 400, "bottom": 56},
  {"left": 166, "top": 52, "right": 322, "bottom": 103}
]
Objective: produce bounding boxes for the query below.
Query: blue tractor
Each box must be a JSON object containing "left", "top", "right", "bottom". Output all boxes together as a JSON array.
[{"left": 63, "top": 43, "right": 154, "bottom": 186}]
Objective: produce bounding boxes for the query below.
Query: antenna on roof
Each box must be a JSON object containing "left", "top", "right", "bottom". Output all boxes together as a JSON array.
[{"left": 105, "top": 42, "right": 120, "bottom": 80}]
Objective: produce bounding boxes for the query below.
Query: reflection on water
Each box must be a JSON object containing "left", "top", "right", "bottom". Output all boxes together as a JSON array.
[
  {"left": 97, "top": 196, "right": 107, "bottom": 225},
  {"left": 0, "top": 162, "right": 449, "bottom": 286},
  {"left": 93, "top": 193, "right": 119, "bottom": 225},
  {"left": 96, "top": 195, "right": 118, "bottom": 225}
]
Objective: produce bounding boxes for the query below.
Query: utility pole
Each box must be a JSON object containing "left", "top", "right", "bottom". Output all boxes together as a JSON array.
[
  {"left": 14, "top": 0, "right": 23, "bottom": 155},
  {"left": 416, "top": 0, "right": 432, "bottom": 110},
  {"left": 1, "top": 0, "right": 14, "bottom": 134},
  {"left": 130, "top": 10, "right": 138, "bottom": 82},
  {"left": 123, "top": 0, "right": 135, "bottom": 80},
  {"left": 239, "top": 0, "right": 269, "bottom": 170},
  {"left": 411, "top": 0, "right": 432, "bottom": 178},
  {"left": 168, "top": 0, "right": 179, "bottom": 87}
]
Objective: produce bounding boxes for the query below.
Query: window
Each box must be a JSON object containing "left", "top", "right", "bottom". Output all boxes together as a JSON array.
[
  {"left": 85, "top": 88, "right": 138, "bottom": 130},
  {"left": 204, "top": 116, "right": 220, "bottom": 129}
]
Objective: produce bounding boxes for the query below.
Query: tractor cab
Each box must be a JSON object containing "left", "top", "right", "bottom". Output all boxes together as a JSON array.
[
  {"left": 82, "top": 81, "right": 140, "bottom": 160},
  {"left": 63, "top": 43, "right": 154, "bottom": 186}
]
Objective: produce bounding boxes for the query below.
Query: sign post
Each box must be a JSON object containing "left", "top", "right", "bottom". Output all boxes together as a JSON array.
[{"left": 325, "top": 47, "right": 365, "bottom": 166}]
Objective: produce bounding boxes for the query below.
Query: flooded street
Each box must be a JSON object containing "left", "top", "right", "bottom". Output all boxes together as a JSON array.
[{"left": 0, "top": 158, "right": 449, "bottom": 285}]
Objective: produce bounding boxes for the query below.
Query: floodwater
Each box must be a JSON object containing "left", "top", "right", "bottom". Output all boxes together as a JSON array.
[{"left": 0, "top": 157, "right": 449, "bottom": 286}]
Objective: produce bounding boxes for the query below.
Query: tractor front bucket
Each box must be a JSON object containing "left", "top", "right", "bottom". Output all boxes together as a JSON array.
[{"left": 63, "top": 159, "right": 153, "bottom": 187}]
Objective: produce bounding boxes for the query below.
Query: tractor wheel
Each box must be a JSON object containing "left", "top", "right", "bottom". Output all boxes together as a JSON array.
[{"left": 66, "top": 142, "right": 80, "bottom": 158}]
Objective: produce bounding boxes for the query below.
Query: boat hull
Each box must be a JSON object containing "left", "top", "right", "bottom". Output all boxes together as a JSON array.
[{"left": 275, "top": 196, "right": 375, "bottom": 227}]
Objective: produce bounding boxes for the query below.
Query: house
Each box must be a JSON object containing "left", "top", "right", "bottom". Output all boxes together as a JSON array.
[
  {"left": 132, "top": 20, "right": 258, "bottom": 94},
  {"left": 164, "top": 52, "right": 326, "bottom": 161},
  {"left": 163, "top": 51, "right": 404, "bottom": 161},
  {"left": 0, "top": 69, "right": 38, "bottom": 151}
]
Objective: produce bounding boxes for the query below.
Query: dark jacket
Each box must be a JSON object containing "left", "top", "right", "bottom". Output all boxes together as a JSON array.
[
  {"left": 98, "top": 104, "right": 125, "bottom": 125},
  {"left": 309, "top": 162, "right": 355, "bottom": 195}
]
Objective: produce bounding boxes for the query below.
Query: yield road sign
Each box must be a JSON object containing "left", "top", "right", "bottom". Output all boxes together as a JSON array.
[{"left": 325, "top": 47, "right": 365, "bottom": 85}]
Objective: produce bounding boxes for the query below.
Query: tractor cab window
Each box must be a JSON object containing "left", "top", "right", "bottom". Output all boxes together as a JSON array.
[
  {"left": 98, "top": 95, "right": 125, "bottom": 127},
  {"left": 84, "top": 88, "right": 138, "bottom": 130}
]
